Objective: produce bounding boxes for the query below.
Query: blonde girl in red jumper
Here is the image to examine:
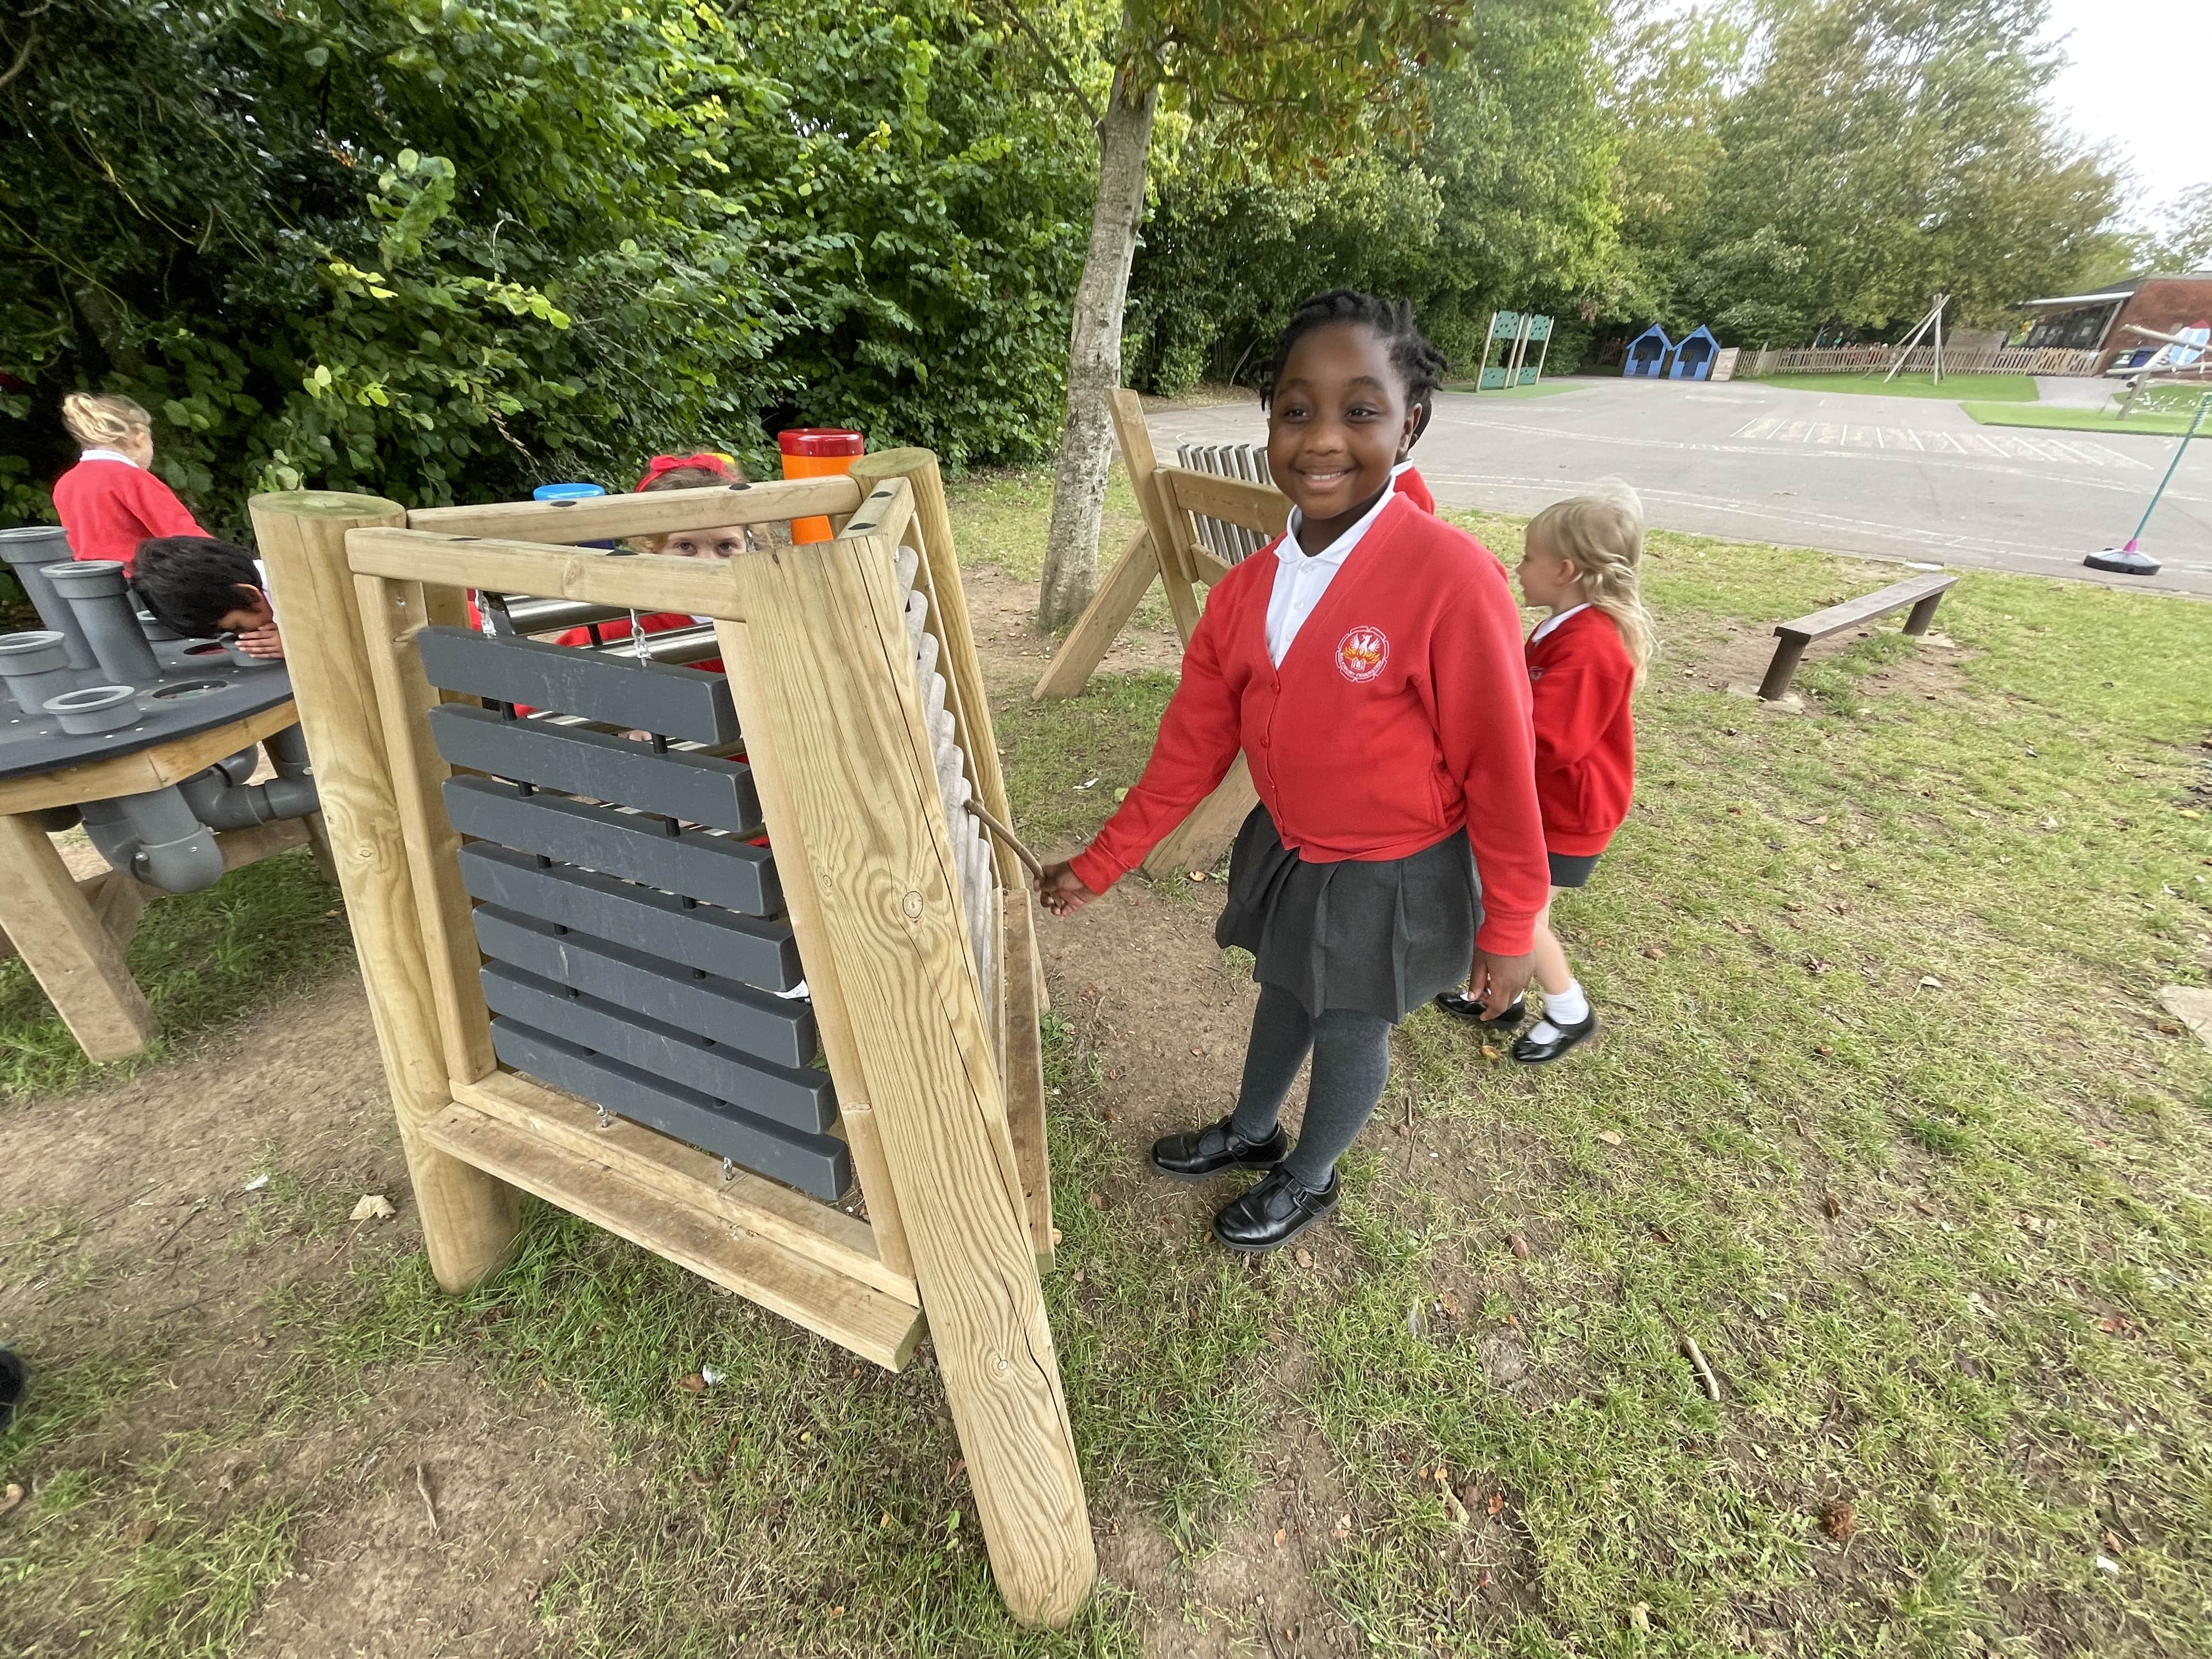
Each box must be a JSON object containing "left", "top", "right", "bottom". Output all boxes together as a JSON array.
[
  {"left": 51, "top": 393, "right": 208, "bottom": 568},
  {"left": 1037, "top": 291, "right": 1550, "bottom": 1254},
  {"left": 1492, "top": 486, "right": 1651, "bottom": 1063}
]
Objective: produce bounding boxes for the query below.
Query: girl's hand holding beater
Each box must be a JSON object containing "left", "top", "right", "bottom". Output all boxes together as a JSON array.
[{"left": 1036, "top": 861, "right": 1098, "bottom": 917}]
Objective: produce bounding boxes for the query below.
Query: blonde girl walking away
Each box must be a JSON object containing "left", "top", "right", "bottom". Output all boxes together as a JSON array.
[
  {"left": 1498, "top": 484, "right": 1651, "bottom": 1060},
  {"left": 51, "top": 393, "right": 208, "bottom": 568}
]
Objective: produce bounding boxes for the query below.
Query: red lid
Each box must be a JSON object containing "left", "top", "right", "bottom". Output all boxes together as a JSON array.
[{"left": 777, "top": 427, "right": 866, "bottom": 457}]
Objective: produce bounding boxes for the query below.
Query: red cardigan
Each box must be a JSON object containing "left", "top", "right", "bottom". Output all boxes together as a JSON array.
[
  {"left": 52, "top": 458, "right": 206, "bottom": 568},
  {"left": 1527, "top": 606, "right": 1635, "bottom": 855},
  {"left": 1070, "top": 495, "right": 1551, "bottom": 955},
  {"left": 1396, "top": 466, "right": 1435, "bottom": 513}
]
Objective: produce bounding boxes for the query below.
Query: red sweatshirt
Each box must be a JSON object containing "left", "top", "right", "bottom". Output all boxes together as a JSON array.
[
  {"left": 1527, "top": 606, "right": 1635, "bottom": 855},
  {"left": 52, "top": 457, "right": 206, "bottom": 568},
  {"left": 1395, "top": 466, "right": 1436, "bottom": 514},
  {"left": 1070, "top": 495, "right": 1551, "bottom": 955}
]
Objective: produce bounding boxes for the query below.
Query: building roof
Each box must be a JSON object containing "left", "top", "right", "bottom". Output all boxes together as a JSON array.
[{"left": 2017, "top": 272, "right": 2212, "bottom": 309}]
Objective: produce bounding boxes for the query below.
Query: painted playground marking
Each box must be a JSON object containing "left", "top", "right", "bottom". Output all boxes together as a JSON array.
[{"left": 1731, "top": 417, "right": 2145, "bottom": 469}]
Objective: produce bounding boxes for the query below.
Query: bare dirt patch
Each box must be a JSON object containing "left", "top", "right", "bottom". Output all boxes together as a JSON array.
[{"left": 2, "top": 980, "right": 636, "bottom": 1658}]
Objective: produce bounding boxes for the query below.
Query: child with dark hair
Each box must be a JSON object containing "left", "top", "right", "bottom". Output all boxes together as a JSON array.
[
  {"left": 1037, "top": 289, "right": 1549, "bottom": 1254},
  {"left": 130, "top": 535, "right": 283, "bottom": 658}
]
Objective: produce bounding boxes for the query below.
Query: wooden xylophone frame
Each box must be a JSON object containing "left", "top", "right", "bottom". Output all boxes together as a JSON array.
[{"left": 246, "top": 450, "right": 1093, "bottom": 1627}]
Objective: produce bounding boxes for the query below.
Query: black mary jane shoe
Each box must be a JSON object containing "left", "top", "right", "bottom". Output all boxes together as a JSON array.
[
  {"left": 1212, "top": 1168, "right": 1341, "bottom": 1254},
  {"left": 1432, "top": 990, "right": 1526, "bottom": 1029},
  {"left": 1150, "top": 1115, "right": 1290, "bottom": 1181},
  {"left": 0, "top": 1348, "right": 23, "bottom": 1436},
  {"left": 1509, "top": 1012, "right": 1599, "bottom": 1065}
]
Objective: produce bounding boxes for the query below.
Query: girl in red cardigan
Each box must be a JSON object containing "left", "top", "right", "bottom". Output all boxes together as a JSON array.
[
  {"left": 1440, "top": 487, "right": 1651, "bottom": 1062},
  {"left": 1038, "top": 291, "right": 1549, "bottom": 1254},
  {"left": 51, "top": 393, "right": 207, "bottom": 567}
]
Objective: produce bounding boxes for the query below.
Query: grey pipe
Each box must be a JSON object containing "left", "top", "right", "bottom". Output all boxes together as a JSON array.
[
  {"left": 0, "top": 525, "right": 97, "bottom": 669},
  {"left": 42, "top": 559, "right": 162, "bottom": 686},
  {"left": 0, "top": 631, "right": 80, "bottom": 715},
  {"left": 78, "top": 786, "right": 226, "bottom": 894},
  {"left": 262, "top": 723, "right": 312, "bottom": 778},
  {"left": 178, "top": 763, "right": 317, "bottom": 830}
]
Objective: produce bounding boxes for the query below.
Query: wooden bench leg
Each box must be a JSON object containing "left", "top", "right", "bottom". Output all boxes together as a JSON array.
[
  {"left": 1901, "top": 592, "right": 1944, "bottom": 636},
  {"left": 0, "top": 812, "right": 159, "bottom": 1062},
  {"left": 1757, "top": 635, "right": 1810, "bottom": 701}
]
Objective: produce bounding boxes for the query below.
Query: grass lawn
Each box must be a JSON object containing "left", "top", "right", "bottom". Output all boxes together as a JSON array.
[
  {"left": 1750, "top": 372, "right": 2040, "bottom": 403},
  {"left": 1963, "top": 400, "right": 2210, "bottom": 438},
  {"left": 4, "top": 482, "right": 2210, "bottom": 1655}
]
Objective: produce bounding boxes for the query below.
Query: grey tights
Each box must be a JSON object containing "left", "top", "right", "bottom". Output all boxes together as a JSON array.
[{"left": 1227, "top": 984, "right": 1393, "bottom": 1190}]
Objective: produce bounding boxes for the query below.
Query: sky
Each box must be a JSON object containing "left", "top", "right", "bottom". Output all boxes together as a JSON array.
[{"left": 2040, "top": 0, "right": 2206, "bottom": 234}]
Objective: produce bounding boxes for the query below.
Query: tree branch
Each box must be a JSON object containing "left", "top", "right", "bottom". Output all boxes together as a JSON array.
[
  {"left": 986, "top": 3, "right": 1102, "bottom": 129},
  {"left": 0, "top": 27, "right": 37, "bottom": 93}
]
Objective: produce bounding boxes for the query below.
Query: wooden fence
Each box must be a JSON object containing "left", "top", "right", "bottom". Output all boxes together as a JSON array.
[{"left": 1736, "top": 343, "right": 2102, "bottom": 379}]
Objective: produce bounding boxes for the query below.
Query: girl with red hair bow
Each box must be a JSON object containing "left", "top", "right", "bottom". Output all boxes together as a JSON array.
[{"left": 548, "top": 453, "right": 760, "bottom": 665}]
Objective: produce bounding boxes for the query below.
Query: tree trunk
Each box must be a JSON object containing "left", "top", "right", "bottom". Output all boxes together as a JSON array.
[{"left": 1038, "top": 66, "right": 1158, "bottom": 632}]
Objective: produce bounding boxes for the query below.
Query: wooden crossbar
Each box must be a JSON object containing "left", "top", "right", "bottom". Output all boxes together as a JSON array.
[
  {"left": 348, "top": 527, "right": 743, "bottom": 618},
  {"left": 405, "top": 475, "right": 865, "bottom": 543}
]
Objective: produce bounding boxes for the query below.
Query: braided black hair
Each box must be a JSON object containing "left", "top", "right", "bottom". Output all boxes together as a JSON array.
[{"left": 1260, "top": 289, "right": 1449, "bottom": 444}]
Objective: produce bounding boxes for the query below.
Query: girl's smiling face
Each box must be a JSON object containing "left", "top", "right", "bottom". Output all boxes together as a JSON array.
[{"left": 1266, "top": 321, "right": 1421, "bottom": 550}]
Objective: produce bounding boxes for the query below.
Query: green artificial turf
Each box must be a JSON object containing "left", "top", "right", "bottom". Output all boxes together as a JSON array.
[
  {"left": 1963, "top": 399, "right": 2211, "bottom": 438},
  {"left": 5, "top": 488, "right": 2210, "bottom": 1656},
  {"left": 1750, "top": 371, "right": 2040, "bottom": 402}
]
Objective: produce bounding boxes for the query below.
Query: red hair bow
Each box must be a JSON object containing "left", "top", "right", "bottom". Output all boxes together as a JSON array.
[{"left": 635, "top": 452, "right": 733, "bottom": 490}]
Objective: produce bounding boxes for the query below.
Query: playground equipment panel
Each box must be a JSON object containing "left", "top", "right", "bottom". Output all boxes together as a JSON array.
[{"left": 246, "top": 452, "right": 1092, "bottom": 1626}]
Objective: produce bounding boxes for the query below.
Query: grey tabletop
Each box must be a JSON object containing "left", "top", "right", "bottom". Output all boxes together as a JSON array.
[{"left": 0, "top": 640, "right": 295, "bottom": 786}]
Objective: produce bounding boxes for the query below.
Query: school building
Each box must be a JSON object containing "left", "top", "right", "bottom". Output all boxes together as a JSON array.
[{"left": 2013, "top": 271, "right": 2212, "bottom": 375}]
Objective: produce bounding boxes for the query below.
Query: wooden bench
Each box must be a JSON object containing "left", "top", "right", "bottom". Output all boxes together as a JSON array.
[{"left": 1757, "top": 571, "right": 1956, "bottom": 701}]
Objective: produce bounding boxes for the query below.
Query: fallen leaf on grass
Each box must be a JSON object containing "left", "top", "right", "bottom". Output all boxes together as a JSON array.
[
  {"left": 1480, "top": 1043, "right": 1502, "bottom": 1060},
  {"left": 1507, "top": 1233, "right": 1531, "bottom": 1260},
  {"left": 676, "top": 1372, "right": 706, "bottom": 1393},
  {"left": 1487, "top": 1491, "right": 1506, "bottom": 1516},
  {"left": 1188, "top": 870, "right": 1209, "bottom": 882},
  {"left": 0, "top": 1483, "right": 21, "bottom": 1515},
  {"left": 2096, "top": 1316, "right": 2129, "bottom": 1334},
  {"left": 1595, "top": 1130, "right": 1624, "bottom": 1148},
  {"left": 1640, "top": 945, "right": 1666, "bottom": 959},
  {"left": 1816, "top": 1043, "right": 1836, "bottom": 1056},
  {"left": 1722, "top": 916, "right": 1753, "bottom": 934},
  {"left": 1295, "top": 1248, "right": 1313, "bottom": 1268},
  {"left": 1917, "top": 975, "right": 1944, "bottom": 990},
  {"left": 1274, "top": 1527, "right": 1286, "bottom": 1548},
  {"left": 1821, "top": 1500, "right": 1857, "bottom": 1541},
  {"left": 1804, "top": 957, "right": 1833, "bottom": 976},
  {"left": 349, "top": 1193, "right": 396, "bottom": 1222},
  {"left": 1822, "top": 1194, "right": 1843, "bottom": 1220}
]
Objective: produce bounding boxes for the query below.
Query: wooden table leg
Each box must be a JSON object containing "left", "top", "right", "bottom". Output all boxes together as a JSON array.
[{"left": 0, "top": 812, "right": 158, "bottom": 1062}]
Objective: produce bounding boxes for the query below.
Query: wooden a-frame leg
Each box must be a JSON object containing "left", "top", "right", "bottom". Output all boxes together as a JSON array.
[
  {"left": 1033, "top": 527, "right": 1161, "bottom": 700},
  {"left": 0, "top": 812, "right": 157, "bottom": 1062},
  {"left": 725, "top": 539, "right": 1094, "bottom": 1628},
  {"left": 1141, "top": 754, "right": 1258, "bottom": 882},
  {"left": 249, "top": 490, "right": 521, "bottom": 1293}
]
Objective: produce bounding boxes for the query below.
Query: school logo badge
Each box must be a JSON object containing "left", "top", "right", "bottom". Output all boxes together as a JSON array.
[{"left": 1335, "top": 625, "right": 1389, "bottom": 684}]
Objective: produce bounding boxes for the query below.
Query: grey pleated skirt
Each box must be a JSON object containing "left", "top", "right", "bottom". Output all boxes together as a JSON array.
[{"left": 1215, "top": 806, "right": 1478, "bottom": 1023}]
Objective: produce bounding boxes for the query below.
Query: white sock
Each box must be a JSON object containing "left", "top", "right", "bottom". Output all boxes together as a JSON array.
[{"left": 1541, "top": 980, "right": 1590, "bottom": 1026}]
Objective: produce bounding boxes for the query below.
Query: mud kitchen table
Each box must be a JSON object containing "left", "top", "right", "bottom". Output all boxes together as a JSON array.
[{"left": 0, "top": 528, "right": 334, "bottom": 1063}]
